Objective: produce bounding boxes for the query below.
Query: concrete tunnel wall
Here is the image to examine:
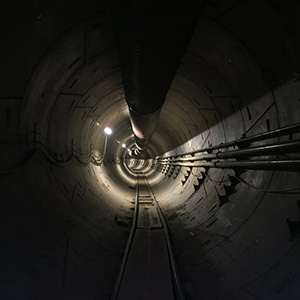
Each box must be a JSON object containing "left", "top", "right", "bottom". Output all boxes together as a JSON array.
[{"left": 1, "top": 1, "right": 300, "bottom": 299}]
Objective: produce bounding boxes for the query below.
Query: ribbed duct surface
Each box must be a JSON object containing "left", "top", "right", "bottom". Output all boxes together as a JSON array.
[{"left": 113, "top": 0, "right": 206, "bottom": 115}]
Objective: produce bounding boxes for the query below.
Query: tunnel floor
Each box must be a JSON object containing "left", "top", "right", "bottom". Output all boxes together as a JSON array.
[{"left": 113, "top": 175, "right": 178, "bottom": 300}]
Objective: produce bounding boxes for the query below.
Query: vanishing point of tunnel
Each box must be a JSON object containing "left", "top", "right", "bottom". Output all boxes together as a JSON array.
[{"left": 1, "top": 1, "right": 300, "bottom": 299}]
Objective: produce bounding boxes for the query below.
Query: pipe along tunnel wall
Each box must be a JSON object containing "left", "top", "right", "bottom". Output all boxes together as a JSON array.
[{"left": 1, "top": 1, "right": 300, "bottom": 299}]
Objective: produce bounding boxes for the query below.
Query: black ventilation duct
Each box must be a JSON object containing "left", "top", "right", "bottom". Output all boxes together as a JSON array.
[{"left": 113, "top": 0, "right": 207, "bottom": 154}]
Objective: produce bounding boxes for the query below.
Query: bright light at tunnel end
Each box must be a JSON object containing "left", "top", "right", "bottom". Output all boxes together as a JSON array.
[{"left": 104, "top": 127, "right": 112, "bottom": 135}]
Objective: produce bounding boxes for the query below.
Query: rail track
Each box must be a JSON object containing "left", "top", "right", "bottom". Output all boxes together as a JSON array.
[{"left": 111, "top": 174, "right": 185, "bottom": 300}]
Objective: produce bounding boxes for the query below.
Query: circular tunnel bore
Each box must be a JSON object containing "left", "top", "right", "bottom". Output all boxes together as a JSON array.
[{"left": 1, "top": 1, "right": 300, "bottom": 299}]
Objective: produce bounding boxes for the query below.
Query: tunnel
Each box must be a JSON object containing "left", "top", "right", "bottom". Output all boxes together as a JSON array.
[{"left": 1, "top": 0, "right": 300, "bottom": 299}]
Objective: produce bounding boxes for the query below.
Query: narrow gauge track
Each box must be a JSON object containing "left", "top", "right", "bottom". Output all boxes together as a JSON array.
[{"left": 111, "top": 174, "right": 185, "bottom": 300}]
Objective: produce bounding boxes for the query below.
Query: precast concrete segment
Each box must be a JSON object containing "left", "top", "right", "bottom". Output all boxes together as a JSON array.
[{"left": 1, "top": 1, "right": 300, "bottom": 300}]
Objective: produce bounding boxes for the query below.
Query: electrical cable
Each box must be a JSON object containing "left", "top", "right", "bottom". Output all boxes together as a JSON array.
[
  {"left": 0, "top": 148, "right": 108, "bottom": 174},
  {"left": 205, "top": 172, "right": 231, "bottom": 183},
  {"left": 235, "top": 176, "right": 300, "bottom": 194}
]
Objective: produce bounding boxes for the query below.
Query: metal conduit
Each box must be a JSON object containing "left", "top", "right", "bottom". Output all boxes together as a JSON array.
[
  {"left": 158, "top": 140, "right": 300, "bottom": 162},
  {"left": 159, "top": 160, "right": 300, "bottom": 171},
  {"left": 151, "top": 125, "right": 300, "bottom": 171},
  {"left": 160, "top": 122, "right": 300, "bottom": 159}
]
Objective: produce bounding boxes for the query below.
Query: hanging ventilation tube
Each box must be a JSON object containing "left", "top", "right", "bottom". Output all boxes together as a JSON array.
[{"left": 113, "top": 0, "right": 207, "bottom": 156}]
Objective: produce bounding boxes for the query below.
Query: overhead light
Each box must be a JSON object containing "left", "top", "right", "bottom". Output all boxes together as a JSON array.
[
  {"left": 122, "top": 143, "right": 126, "bottom": 148},
  {"left": 104, "top": 127, "right": 112, "bottom": 135},
  {"left": 96, "top": 122, "right": 100, "bottom": 126}
]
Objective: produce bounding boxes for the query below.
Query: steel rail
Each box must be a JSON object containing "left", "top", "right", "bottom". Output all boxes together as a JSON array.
[
  {"left": 111, "top": 176, "right": 139, "bottom": 300},
  {"left": 145, "top": 177, "right": 186, "bottom": 300}
]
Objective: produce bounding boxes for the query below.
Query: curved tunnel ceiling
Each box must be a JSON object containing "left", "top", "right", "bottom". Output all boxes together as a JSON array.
[{"left": 1, "top": 1, "right": 300, "bottom": 299}]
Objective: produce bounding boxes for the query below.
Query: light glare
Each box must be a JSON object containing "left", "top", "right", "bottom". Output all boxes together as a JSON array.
[{"left": 104, "top": 127, "right": 112, "bottom": 135}]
